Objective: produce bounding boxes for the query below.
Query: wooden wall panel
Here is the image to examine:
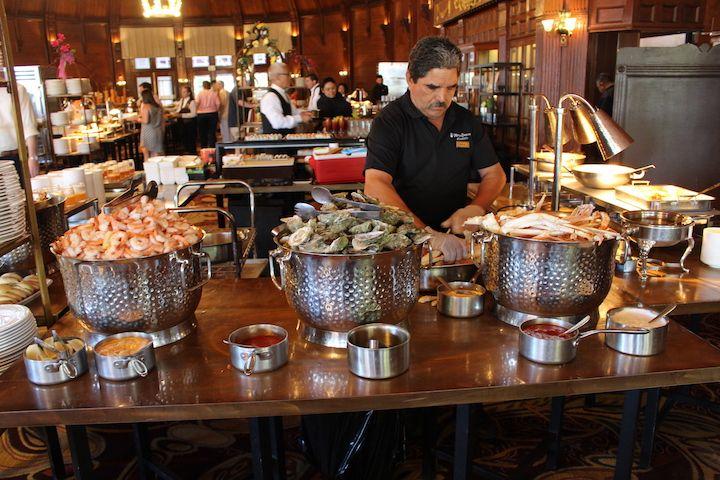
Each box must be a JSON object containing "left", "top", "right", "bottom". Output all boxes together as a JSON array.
[
  {"left": 300, "top": 13, "right": 345, "bottom": 82},
  {"left": 464, "top": 7, "right": 499, "bottom": 44},
  {"left": 588, "top": 0, "right": 706, "bottom": 32},
  {"left": 54, "top": 20, "right": 114, "bottom": 87},
  {"left": 352, "top": 5, "right": 387, "bottom": 90},
  {"left": 705, "top": 0, "right": 720, "bottom": 30},
  {"left": 8, "top": 19, "right": 47, "bottom": 66}
]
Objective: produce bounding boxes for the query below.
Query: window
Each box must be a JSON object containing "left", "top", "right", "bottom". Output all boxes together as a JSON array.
[
  {"left": 134, "top": 58, "right": 151, "bottom": 70},
  {"left": 215, "top": 73, "right": 235, "bottom": 91},
  {"left": 192, "top": 74, "right": 212, "bottom": 96},
  {"left": 192, "top": 56, "right": 210, "bottom": 68},
  {"left": 155, "top": 57, "right": 172, "bottom": 69},
  {"left": 157, "top": 76, "right": 175, "bottom": 105},
  {"left": 252, "top": 53, "right": 267, "bottom": 65},
  {"left": 215, "top": 55, "right": 233, "bottom": 67},
  {"left": 136, "top": 76, "right": 152, "bottom": 97}
]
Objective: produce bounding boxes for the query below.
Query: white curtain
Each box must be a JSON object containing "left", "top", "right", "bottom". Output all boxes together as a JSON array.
[
  {"left": 120, "top": 27, "right": 175, "bottom": 59},
  {"left": 184, "top": 26, "right": 235, "bottom": 56}
]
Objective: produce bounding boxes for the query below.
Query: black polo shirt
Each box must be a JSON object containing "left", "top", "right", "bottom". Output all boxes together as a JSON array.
[{"left": 365, "top": 90, "right": 499, "bottom": 229}]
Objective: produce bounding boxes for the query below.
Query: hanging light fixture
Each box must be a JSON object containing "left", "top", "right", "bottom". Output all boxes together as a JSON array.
[
  {"left": 541, "top": 10, "right": 577, "bottom": 46},
  {"left": 141, "top": 0, "right": 182, "bottom": 18}
]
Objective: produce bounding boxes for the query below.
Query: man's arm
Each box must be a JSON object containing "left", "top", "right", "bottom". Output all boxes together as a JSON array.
[
  {"left": 469, "top": 163, "right": 506, "bottom": 211},
  {"left": 260, "top": 93, "right": 302, "bottom": 129},
  {"left": 364, "top": 169, "right": 426, "bottom": 228}
]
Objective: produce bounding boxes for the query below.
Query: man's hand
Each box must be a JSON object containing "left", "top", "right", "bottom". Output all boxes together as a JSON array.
[
  {"left": 28, "top": 156, "right": 39, "bottom": 177},
  {"left": 300, "top": 111, "right": 314, "bottom": 123},
  {"left": 427, "top": 227, "right": 467, "bottom": 263},
  {"left": 441, "top": 204, "right": 486, "bottom": 234}
]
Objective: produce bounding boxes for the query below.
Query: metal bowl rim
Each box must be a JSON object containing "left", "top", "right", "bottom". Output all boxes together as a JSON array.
[
  {"left": 605, "top": 306, "right": 669, "bottom": 328},
  {"left": 620, "top": 210, "right": 694, "bottom": 228},
  {"left": 227, "top": 324, "right": 289, "bottom": 349},
  {"left": 437, "top": 282, "right": 486, "bottom": 296},
  {"left": 518, "top": 318, "right": 579, "bottom": 341},
  {"left": 346, "top": 323, "right": 411, "bottom": 350},
  {"left": 93, "top": 332, "right": 155, "bottom": 358}
]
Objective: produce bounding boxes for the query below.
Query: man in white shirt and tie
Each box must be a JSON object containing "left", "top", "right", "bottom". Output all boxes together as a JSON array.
[
  {"left": 0, "top": 80, "right": 39, "bottom": 178},
  {"left": 304, "top": 73, "right": 320, "bottom": 112},
  {"left": 260, "top": 63, "right": 312, "bottom": 134}
]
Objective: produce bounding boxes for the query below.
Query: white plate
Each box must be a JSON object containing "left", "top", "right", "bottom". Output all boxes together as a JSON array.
[
  {"left": 0, "top": 335, "right": 36, "bottom": 361},
  {"left": 0, "top": 323, "right": 36, "bottom": 350}
]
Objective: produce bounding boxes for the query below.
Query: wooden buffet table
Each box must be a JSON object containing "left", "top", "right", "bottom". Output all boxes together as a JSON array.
[{"left": 1, "top": 274, "right": 720, "bottom": 479}]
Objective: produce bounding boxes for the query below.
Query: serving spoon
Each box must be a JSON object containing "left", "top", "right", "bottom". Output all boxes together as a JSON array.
[
  {"left": 649, "top": 304, "right": 677, "bottom": 323},
  {"left": 562, "top": 315, "right": 591, "bottom": 336},
  {"left": 311, "top": 186, "right": 381, "bottom": 211}
]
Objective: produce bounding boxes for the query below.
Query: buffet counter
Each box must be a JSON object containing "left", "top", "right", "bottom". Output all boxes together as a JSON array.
[{"left": 1, "top": 272, "right": 720, "bottom": 479}]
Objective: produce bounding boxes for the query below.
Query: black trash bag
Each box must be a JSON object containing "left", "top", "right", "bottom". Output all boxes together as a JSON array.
[{"left": 300, "top": 410, "right": 405, "bottom": 479}]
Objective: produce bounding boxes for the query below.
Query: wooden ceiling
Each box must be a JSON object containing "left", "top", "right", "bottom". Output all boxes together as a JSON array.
[{"left": 3, "top": 0, "right": 368, "bottom": 23}]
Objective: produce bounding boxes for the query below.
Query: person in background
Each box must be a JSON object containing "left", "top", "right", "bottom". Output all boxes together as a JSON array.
[
  {"left": 596, "top": 72, "right": 615, "bottom": 116},
  {"left": 304, "top": 73, "right": 320, "bottom": 111},
  {"left": 138, "top": 82, "right": 162, "bottom": 108},
  {"left": 261, "top": 63, "right": 313, "bottom": 134},
  {"left": 139, "top": 89, "right": 164, "bottom": 162},
  {"left": 195, "top": 81, "right": 220, "bottom": 148},
  {"left": 337, "top": 82, "right": 349, "bottom": 98},
  {"left": 370, "top": 74, "right": 389, "bottom": 104},
  {"left": 214, "top": 80, "right": 231, "bottom": 142},
  {"left": 175, "top": 85, "right": 197, "bottom": 154},
  {"left": 0, "top": 80, "right": 39, "bottom": 178},
  {"left": 317, "top": 77, "right": 352, "bottom": 119},
  {"left": 228, "top": 86, "right": 257, "bottom": 140}
]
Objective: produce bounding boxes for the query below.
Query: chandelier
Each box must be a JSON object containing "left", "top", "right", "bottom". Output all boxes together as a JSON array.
[{"left": 141, "top": 0, "right": 182, "bottom": 18}]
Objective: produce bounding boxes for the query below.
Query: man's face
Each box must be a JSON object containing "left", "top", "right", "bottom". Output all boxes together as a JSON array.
[
  {"left": 376, "top": 77, "right": 382, "bottom": 84},
  {"left": 304, "top": 77, "right": 316, "bottom": 89},
  {"left": 275, "top": 69, "right": 291, "bottom": 89},
  {"left": 406, "top": 68, "right": 458, "bottom": 121},
  {"left": 596, "top": 81, "right": 609, "bottom": 93}
]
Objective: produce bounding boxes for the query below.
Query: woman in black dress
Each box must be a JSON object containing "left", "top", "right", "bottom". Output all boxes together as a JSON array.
[{"left": 317, "top": 78, "right": 352, "bottom": 119}]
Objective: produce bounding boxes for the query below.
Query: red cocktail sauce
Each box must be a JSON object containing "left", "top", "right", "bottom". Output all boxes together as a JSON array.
[
  {"left": 523, "top": 324, "right": 573, "bottom": 340},
  {"left": 240, "top": 334, "right": 284, "bottom": 348}
]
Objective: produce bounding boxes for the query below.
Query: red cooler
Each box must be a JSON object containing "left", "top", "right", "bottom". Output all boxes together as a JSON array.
[{"left": 309, "top": 150, "right": 366, "bottom": 184}]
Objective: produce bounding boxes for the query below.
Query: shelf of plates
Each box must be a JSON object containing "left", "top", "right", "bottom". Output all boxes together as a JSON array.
[{"left": 0, "top": 0, "right": 55, "bottom": 324}]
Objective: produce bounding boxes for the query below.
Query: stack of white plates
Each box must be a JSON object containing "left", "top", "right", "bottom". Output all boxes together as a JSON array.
[
  {"left": 45, "top": 79, "right": 67, "bottom": 96},
  {"left": 0, "top": 305, "right": 36, "bottom": 375},
  {"left": 0, "top": 161, "right": 27, "bottom": 244}
]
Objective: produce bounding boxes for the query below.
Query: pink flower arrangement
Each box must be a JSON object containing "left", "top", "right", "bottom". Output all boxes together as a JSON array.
[{"left": 51, "top": 33, "right": 75, "bottom": 79}]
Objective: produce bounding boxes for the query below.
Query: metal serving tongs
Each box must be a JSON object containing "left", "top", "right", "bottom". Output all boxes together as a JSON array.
[
  {"left": 294, "top": 202, "right": 380, "bottom": 221},
  {"left": 103, "top": 179, "right": 159, "bottom": 214},
  {"left": 311, "top": 186, "right": 382, "bottom": 212}
]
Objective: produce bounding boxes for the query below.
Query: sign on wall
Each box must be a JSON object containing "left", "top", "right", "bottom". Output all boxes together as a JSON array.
[{"left": 433, "top": 0, "right": 494, "bottom": 26}]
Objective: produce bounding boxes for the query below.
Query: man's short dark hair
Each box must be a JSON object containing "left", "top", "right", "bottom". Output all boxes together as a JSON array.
[
  {"left": 139, "top": 82, "right": 152, "bottom": 91},
  {"left": 408, "top": 36, "right": 461, "bottom": 82},
  {"left": 376, "top": 75, "right": 383, "bottom": 80},
  {"left": 306, "top": 73, "right": 318, "bottom": 83},
  {"left": 596, "top": 73, "right": 613, "bottom": 84}
]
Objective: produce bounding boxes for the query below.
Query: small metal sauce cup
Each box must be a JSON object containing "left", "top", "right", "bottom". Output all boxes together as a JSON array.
[
  {"left": 437, "top": 282, "right": 485, "bottom": 318},
  {"left": 94, "top": 332, "right": 156, "bottom": 381},
  {"left": 225, "top": 324, "right": 289, "bottom": 375},
  {"left": 24, "top": 337, "right": 89, "bottom": 385},
  {"left": 346, "top": 324, "right": 410, "bottom": 379},
  {"left": 519, "top": 318, "right": 649, "bottom": 365},
  {"left": 605, "top": 307, "right": 668, "bottom": 356}
]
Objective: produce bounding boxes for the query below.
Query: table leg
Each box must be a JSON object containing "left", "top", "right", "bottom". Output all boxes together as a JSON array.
[
  {"left": 453, "top": 404, "right": 474, "bottom": 480},
  {"left": 133, "top": 423, "right": 152, "bottom": 480},
  {"left": 422, "top": 407, "right": 437, "bottom": 480},
  {"left": 216, "top": 195, "right": 226, "bottom": 228},
  {"left": 65, "top": 425, "right": 93, "bottom": 480},
  {"left": 545, "top": 396, "right": 565, "bottom": 470},
  {"left": 249, "top": 417, "right": 274, "bottom": 480},
  {"left": 639, "top": 388, "right": 660, "bottom": 468},
  {"left": 614, "top": 390, "right": 641, "bottom": 480},
  {"left": 42, "top": 426, "right": 66, "bottom": 479},
  {"left": 269, "top": 416, "right": 286, "bottom": 480}
]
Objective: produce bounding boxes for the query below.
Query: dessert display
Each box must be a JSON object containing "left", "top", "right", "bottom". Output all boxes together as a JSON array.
[
  {"left": 25, "top": 337, "right": 85, "bottom": 360},
  {"left": 52, "top": 196, "right": 202, "bottom": 260},
  {"left": 244, "top": 133, "right": 283, "bottom": 141},
  {"left": 286, "top": 132, "right": 333, "bottom": 140},
  {"left": 222, "top": 154, "right": 292, "bottom": 167}
]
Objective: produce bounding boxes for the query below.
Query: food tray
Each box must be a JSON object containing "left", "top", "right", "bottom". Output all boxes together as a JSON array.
[
  {"left": 18, "top": 278, "right": 53, "bottom": 306},
  {"left": 615, "top": 185, "right": 714, "bottom": 212},
  {"left": 222, "top": 158, "right": 295, "bottom": 184}
]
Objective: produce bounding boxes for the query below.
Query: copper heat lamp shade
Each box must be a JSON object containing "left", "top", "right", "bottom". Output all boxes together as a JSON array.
[
  {"left": 543, "top": 108, "right": 574, "bottom": 146},
  {"left": 568, "top": 102, "right": 634, "bottom": 158}
]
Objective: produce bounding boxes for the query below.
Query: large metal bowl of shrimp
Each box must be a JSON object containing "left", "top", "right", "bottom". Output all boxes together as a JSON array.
[
  {"left": 51, "top": 197, "right": 209, "bottom": 340},
  {"left": 467, "top": 204, "right": 624, "bottom": 322}
]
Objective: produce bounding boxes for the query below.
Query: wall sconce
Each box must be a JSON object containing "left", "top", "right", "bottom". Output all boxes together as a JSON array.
[
  {"left": 338, "top": 70, "right": 348, "bottom": 77},
  {"left": 341, "top": 24, "right": 349, "bottom": 32},
  {"left": 116, "top": 79, "right": 127, "bottom": 87},
  {"left": 541, "top": 10, "right": 577, "bottom": 46},
  {"left": 178, "top": 78, "right": 189, "bottom": 84},
  {"left": 290, "top": 73, "right": 300, "bottom": 79}
]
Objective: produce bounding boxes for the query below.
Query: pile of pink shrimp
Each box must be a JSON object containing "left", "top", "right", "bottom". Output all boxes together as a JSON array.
[{"left": 52, "top": 196, "right": 202, "bottom": 260}]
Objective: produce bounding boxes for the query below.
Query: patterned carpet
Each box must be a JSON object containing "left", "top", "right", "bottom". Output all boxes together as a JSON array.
[{"left": 1, "top": 314, "right": 719, "bottom": 480}]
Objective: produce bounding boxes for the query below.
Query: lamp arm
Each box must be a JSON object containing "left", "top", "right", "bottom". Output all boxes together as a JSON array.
[{"left": 558, "top": 93, "right": 596, "bottom": 113}]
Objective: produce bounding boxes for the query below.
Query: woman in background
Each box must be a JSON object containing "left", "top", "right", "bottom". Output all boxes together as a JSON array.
[
  {"left": 175, "top": 85, "right": 197, "bottom": 154},
  {"left": 195, "top": 81, "right": 220, "bottom": 148},
  {"left": 139, "top": 89, "right": 164, "bottom": 162},
  {"left": 337, "top": 82, "right": 349, "bottom": 99},
  {"left": 317, "top": 78, "right": 352, "bottom": 119}
]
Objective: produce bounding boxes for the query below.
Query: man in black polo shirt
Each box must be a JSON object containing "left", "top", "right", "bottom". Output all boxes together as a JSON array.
[{"left": 365, "top": 36, "right": 505, "bottom": 262}]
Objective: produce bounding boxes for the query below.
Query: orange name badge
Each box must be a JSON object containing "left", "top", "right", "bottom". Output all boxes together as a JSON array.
[{"left": 456, "top": 140, "right": 470, "bottom": 149}]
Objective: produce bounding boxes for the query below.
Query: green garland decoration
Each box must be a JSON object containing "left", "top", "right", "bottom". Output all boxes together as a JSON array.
[{"left": 237, "top": 23, "right": 283, "bottom": 73}]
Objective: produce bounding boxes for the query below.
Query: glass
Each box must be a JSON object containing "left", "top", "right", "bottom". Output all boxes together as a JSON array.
[
  {"left": 215, "top": 55, "right": 233, "bottom": 67},
  {"left": 192, "top": 75, "right": 211, "bottom": 96},
  {"left": 134, "top": 58, "right": 151, "bottom": 70},
  {"left": 192, "top": 56, "right": 210, "bottom": 68}
]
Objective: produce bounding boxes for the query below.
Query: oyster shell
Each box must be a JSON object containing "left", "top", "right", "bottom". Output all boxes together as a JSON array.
[
  {"left": 287, "top": 226, "right": 314, "bottom": 248},
  {"left": 351, "top": 231, "right": 387, "bottom": 252}
]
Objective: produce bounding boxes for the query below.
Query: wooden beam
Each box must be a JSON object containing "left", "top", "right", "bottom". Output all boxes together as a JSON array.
[
  {"left": 261, "top": 0, "right": 270, "bottom": 21},
  {"left": 313, "top": 0, "right": 326, "bottom": 43}
]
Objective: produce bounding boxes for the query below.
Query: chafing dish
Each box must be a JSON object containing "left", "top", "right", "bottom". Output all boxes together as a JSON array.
[
  {"left": 571, "top": 164, "right": 653, "bottom": 189},
  {"left": 615, "top": 184, "right": 715, "bottom": 212}
]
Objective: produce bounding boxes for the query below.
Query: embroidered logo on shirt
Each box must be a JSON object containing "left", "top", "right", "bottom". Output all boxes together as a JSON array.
[{"left": 450, "top": 132, "right": 471, "bottom": 140}]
